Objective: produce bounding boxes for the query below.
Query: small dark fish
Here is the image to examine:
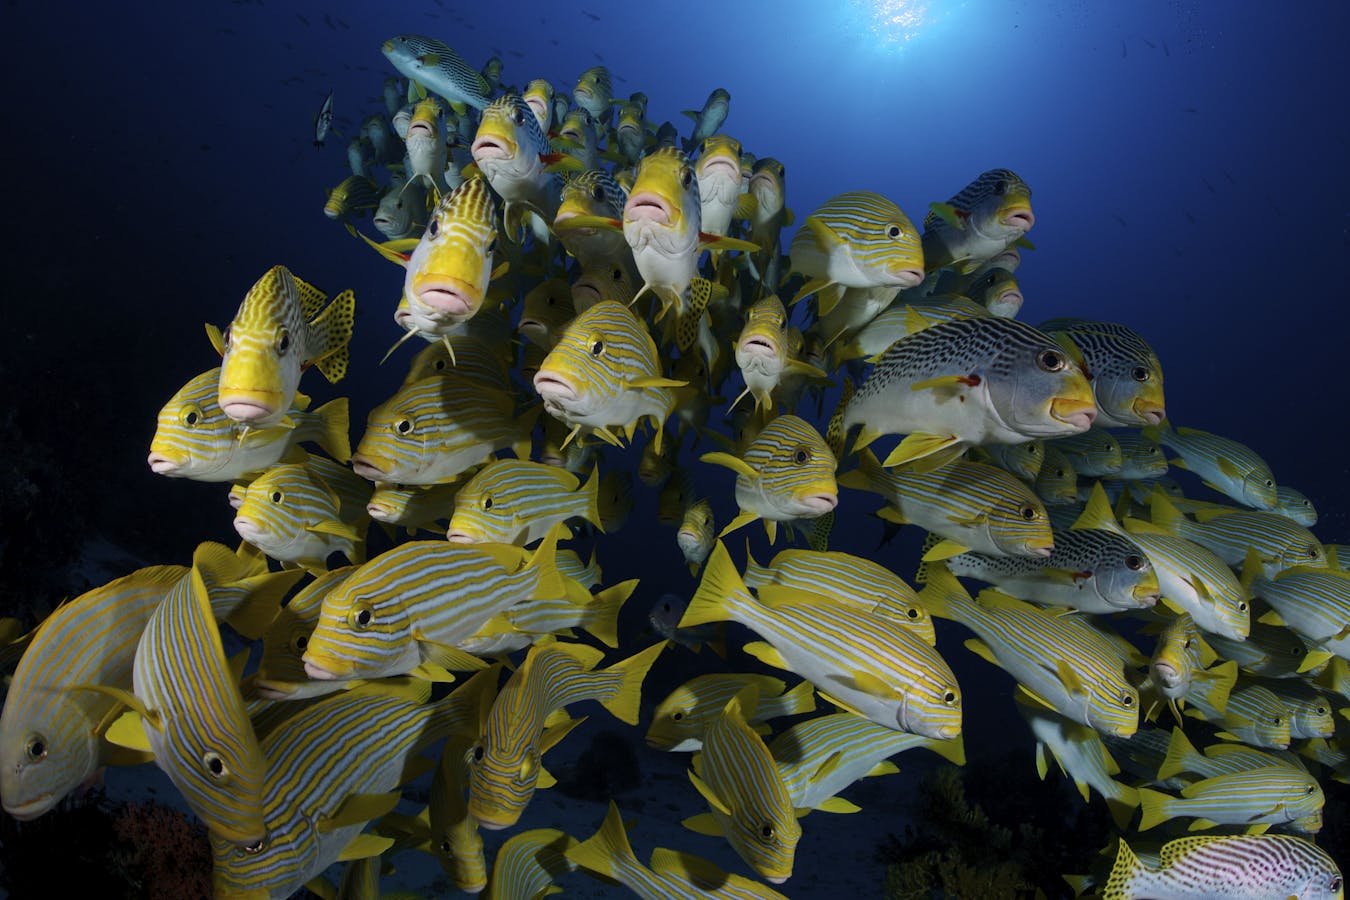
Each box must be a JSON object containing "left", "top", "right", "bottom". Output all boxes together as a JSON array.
[
  {"left": 582, "top": 8, "right": 601, "bottom": 20},
  {"left": 1112, "top": 213, "right": 1127, "bottom": 229},
  {"left": 593, "top": 51, "right": 604, "bottom": 61},
  {"left": 296, "top": 13, "right": 309, "bottom": 25},
  {"left": 1184, "top": 106, "right": 1198, "bottom": 113},
  {"left": 1183, "top": 210, "right": 1196, "bottom": 224},
  {"left": 282, "top": 41, "right": 294, "bottom": 50},
  {"left": 1221, "top": 168, "right": 1236, "bottom": 185},
  {"left": 1200, "top": 176, "right": 1216, "bottom": 194},
  {"left": 217, "top": 26, "right": 235, "bottom": 35},
  {"left": 323, "top": 12, "right": 336, "bottom": 30},
  {"left": 336, "top": 16, "right": 349, "bottom": 28},
  {"left": 1142, "top": 37, "right": 1155, "bottom": 49},
  {"left": 550, "top": 38, "right": 559, "bottom": 45},
  {"left": 1163, "top": 39, "right": 1170, "bottom": 56},
  {"left": 508, "top": 49, "right": 524, "bottom": 58},
  {"left": 1121, "top": 40, "right": 1127, "bottom": 58}
]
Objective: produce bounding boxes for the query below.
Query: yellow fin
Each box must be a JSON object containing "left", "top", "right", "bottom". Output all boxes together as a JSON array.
[
  {"left": 681, "top": 812, "right": 724, "bottom": 836},
  {"left": 319, "top": 791, "right": 402, "bottom": 834},
  {"left": 687, "top": 770, "right": 732, "bottom": 816},
  {"left": 742, "top": 640, "right": 790, "bottom": 670},
  {"left": 816, "top": 796, "right": 861, "bottom": 814},
  {"left": 921, "top": 539, "right": 970, "bottom": 562},
  {"left": 336, "top": 833, "right": 396, "bottom": 862},
  {"left": 881, "top": 433, "right": 962, "bottom": 470}
]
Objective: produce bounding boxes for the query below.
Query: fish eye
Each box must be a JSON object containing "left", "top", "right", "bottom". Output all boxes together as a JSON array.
[
  {"left": 993, "top": 179, "right": 1007, "bottom": 195},
  {"left": 671, "top": 710, "right": 685, "bottom": 721},
  {"left": 590, "top": 340, "right": 605, "bottom": 356},
  {"left": 277, "top": 330, "right": 292, "bottom": 354},
  {"left": 1036, "top": 349, "right": 1066, "bottom": 372},
  {"left": 350, "top": 604, "right": 374, "bottom": 630},
  {"left": 886, "top": 224, "right": 902, "bottom": 238},
  {"left": 1305, "top": 783, "right": 1316, "bottom": 794},
  {"left": 433, "top": 359, "right": 449, "bottom": 372},
  {"left": 1238, "top": 601, "right": 1248, "bottom": 612},
  {"left": 1182, "top": 638, "right": 1193, "bottom": 648},
  {"left": 202, "top": 751, "right": 228, "bottom": 781},
  {"left": 792, "top": 448, "right": 810, "bottom": 465},
  {"left": 395, "top": 418, "right": 414, "bottom": 435},
  {"left": 512, "top": 108, "right": 525, "bottom": 125},
  {"left": 482, "top": 495, "right": 494, "bottom": 510},
  {"left": 269, "top": 490, "right": 284, "bottom": 504},
  {"left": 943, "top": 690, "right": 958, "bottom": 705},
  {"left": 1332, "top": 877, "right": 1342, "bottom": 891},
  {"left": 292, "top": 633, "right": 308, "bottom": 652},
  {"left": 906, "top": 607, "right": 920, "bottom": 619},
  {"left": 1131, "top": 365, "right": 1150, "bottom": 382},
  {"left": 1305, "top": 544, "right": 1319, "bottom": 558},
  {"left": 429, "top": 218, "right": 440, "bottom": 237},
  {"left": 591, "top": 183, "right": 605, "bottom": 201},
  {"left": 1124, "top": 555, "right": 1144, "bottom": 571},
  {"left": 1273, "top": 716, "right": 1283, "bottom": 726},
  {"left": 439, "top": 839, "right": 452, "bottom": 853},
  {"left": 681, "top": 168, "right": 692, "bottom": 188},
  {"left": 1019, "top": 504, "right": 1038, "bottom": 520},
  {"left": 468, "top": 744, "right": 485, "bottom": 763},
  {"left": 181, "top": 405, "right": 203, "bottom": 427},
  {"left": 759, "top": 824, "right": 775, "bottom": 841},
  {"left": 242, "top": 837, "right": 266, "bottom": 855},
  {"left": 1120, "top": 692, "right": 1135, "bottom": 707},
  {"left": 24, "top": 734, "right": 46, "bottom": 762},
  {"left": 1317, "top": 706, "right": 1328, "bottom": 715}
]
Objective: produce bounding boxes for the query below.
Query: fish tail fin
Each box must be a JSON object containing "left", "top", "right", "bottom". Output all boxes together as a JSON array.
[
  {"left": 566, "top": 800, "right": 640, "bottom": 883},
  {"left": 1105, "top": 782, "right": 1140, "bottom": 832},
  {"left": 583, "top": 579, "right": 638, "bottom": 649},
  {"left": 600, "top": 640, "right": 666, "bottom": 725},
  {"left": 1135, "top": 787, "right": 1171, "bottom": 831},
  {"left": 1157, "top": 725, "right": 1200, "bottom": 781},
  {"left": 1148, "top": 486, "right": 1185, "bottom": 534},
  {"left": 581, "top": 465, "right": 605, "bottom": 532},
  {"left": 680, "top": 541, "right": 743, "bottom": 629},
  {"left": 1101, "top": 836, "right": 1140, "bottom": 900},
  {"left": 313, "top": 397, "right": 352, "bottom": 463},
  {"left": 914, "top": 559, "right": 971, "bottom": 622},
  {"left": 218, "top": 568, "right": 307, "bottom": 641},
  {"left": 524, "top": 524, "right": 568, "bottom": 603},
  {"left": 310, "top": 288, "right": 358, "bottom": 384},
  {"left": 778, "top": 678, "right": 817, "bottom": 718}
]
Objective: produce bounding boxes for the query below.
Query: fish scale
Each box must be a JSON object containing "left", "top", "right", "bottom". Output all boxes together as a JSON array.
[
  {"left": 861, "top": 315, "right": 1057, "bottom": 389},
  {"left": 1151, "top": 492, "right": 1325, "bottom": 576},
  {"left": 1104, "top": 834, "right": 1343, "bottom": 900}
]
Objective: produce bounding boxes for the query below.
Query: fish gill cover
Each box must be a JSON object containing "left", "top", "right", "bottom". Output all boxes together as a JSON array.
[{"left": 0, "top": 1, "right": 1347, "bottom": 898}]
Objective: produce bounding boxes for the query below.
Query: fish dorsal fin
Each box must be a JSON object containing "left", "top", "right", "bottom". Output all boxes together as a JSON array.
[{"left": 1072, "top": 483, "right": 1122, "bottom": 532}]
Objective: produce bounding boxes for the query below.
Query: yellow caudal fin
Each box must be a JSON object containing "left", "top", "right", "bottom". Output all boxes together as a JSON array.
[
  {"left": 309, "top": 288, "right": 357, "bottom": 384},
  {"left": 777, "top": 678, "right": 817, "bottom": 718},
  {"left": 566, "top": 800, "right": 641, "bottom": 883},
  {"left": 1157, "top": 725, "right": 1201, "bottom": 782},
  {"left": 512, "top": 404, "right": 542, "bottom": 461},
  {"left": 312, "top": 397, "right": 352, "bottom": 463},
  {"left": 681, "top": 541, "right": 744, "bottom": 629},
  {"left": 582, "top": 579, "right": 638, "bottom": 648},
  {"left": 1135, "top": 787, "right": 1172, "bottom": 831},
  {"left": 580, "top": 465, "right": 605, "bottom": 531},
  {"left": 524, "top": 524, "right": 568, "bottom": 605},
  {"left": 600, "top": 641, "right": 667, "bottom": 726}
]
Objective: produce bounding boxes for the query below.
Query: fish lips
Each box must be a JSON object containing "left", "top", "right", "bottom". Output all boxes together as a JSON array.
[
  {"left": 218, "top": 388, "right": 285, "bottom": 425},
  {"left": 2, "top": 792, "right": 57, "bottom": 821},
  {"left": 1151, "top": 660, "right": 1183, "bottom": 689},
  {"left": 738, "top": 335, "right": 779, "bottom": 360},
  {"left": 624, "top": 190, "right": 673, "bottom": 225},
  {"left": 302, "top": 655, "right": 348, "bottom": 681},
  {"left": 1048, "top": 397, "right": 1098, "bottom": 432},
  {"left": 146, "top": 451, "right": 185, "bottom": 476},
  {"left": 533, "top": 370, "right": 580, "bottom": 406},
  {"left": 444, "top": 529, "right": 480, "bottom": 544},
  {"left": 793, "top": 491, "right": 839, "bottom": 516},
  {"left": 351, "top": 455, "right": 389, "bottom": 482},
  {"left": 698, "top": 154, "right": 741, "bottom": 182},
  {"left": 470, "top": 133, "right": 514, "bottom": 162},
  {"left": 233, "top": 517, "right": 269, "bottom": 545},
  {"left": 412, "top": 276, "right": 480, "bottom": 317},
  {"left": 886, "top": 266, "right": 926, "bottom": 288},
  {"left": 1000, "top": 207, "right": 1036, "bottom": 232}
]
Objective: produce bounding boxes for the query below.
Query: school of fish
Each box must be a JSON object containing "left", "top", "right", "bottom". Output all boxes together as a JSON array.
[{"left": 0, "top": 29, "right": 1345, "bottom": 900}]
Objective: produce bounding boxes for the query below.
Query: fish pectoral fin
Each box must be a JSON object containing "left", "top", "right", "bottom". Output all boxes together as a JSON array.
[
  {"left": 928, "top": 202, "right": 966, "bottom": 230},
  {"left": 687, "top": 770, "right": 733, "bottom": 817},
  {"left": 681, "top": 812, "right": 725, "bottom": 836},
  {"left": 336, "top": 832, "right": 397, "bottom": 862},
  {"left": 815, "top": 796, "right": 861, "bottom": 814},
  {"left": 306, "top": 519, "right": 362, "bottom": 541},
  {"left": 408, "top": 661, "right": 456, "bottom": 683},
  {"left": 205, "top": 322, "right": 227, "bottom": 356},
  {"left": 742, "top": 640, "right": 791, "bottom": 671},
  {"left": 553, "top": 214, "right": 623, "bottom": 233},
  {"left": 920, "top": 539, "right": 970, "bottom": 562},
  {"left": 104, "top": 710, "right": 154, "bottom": 753},
  {"left": 850, "top": 669, "right": 902, "bottom": 700},
  {"left": 627, "top": 375, "right": 687, "bottom": 390},
  {"left": 413, "top": 634, "right": 489, "bottom": 672},
  {"left": 698, "top": 233, "right": 759, "bottom": 254},
  {"left": 319, "top": 791, "right": 402, "bottom": 834},
  {"left": 881, "top": 433, "right": 963, "bottom": 470},
  {"left": 540, "top": 714, "right": 588, "bottom": 754},
  {"left": 717, "top": 510, "right": 759, "bottom": 539},
  {"left": 963, "top": 638, "right": 1000, "bottom": 667},
  {"left": 866, "top": 761, "right": 900, "bottom": 778},
  {"left": 1054, "top": 659, "right": 1089, "bottom": 697},
  {"left": 817, "top": 690, "right": 870, "bottom": 720},
  {"left": 1015, "top": 684, "right": 1058, "bottom": 712}
]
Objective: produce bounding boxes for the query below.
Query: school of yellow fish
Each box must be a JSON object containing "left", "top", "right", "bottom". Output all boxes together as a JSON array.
[{"left": 1, "top": 31, "right": 1347, "bottom": 900}]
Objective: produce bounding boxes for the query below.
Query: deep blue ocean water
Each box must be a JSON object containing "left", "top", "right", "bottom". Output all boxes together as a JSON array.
[{"left": 2, "top": 0, "right": 1348, "bottom": 895}]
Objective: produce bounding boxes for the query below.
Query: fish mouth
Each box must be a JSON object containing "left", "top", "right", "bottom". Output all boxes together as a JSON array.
[
  {"left": 740, "top": 335, "right": 778, "bottom": 358},
  {"left": 472, "top": 808, "right": 519, "bottom": 830},
  {"left": 1131, "top": 399, "right": 1166, "bottom": 426},
  {"left": 219, "top": 397, "right": 282, "bottom": 424},
  {"left": 233, "top": 517, "right": 267, "bottom": 544},
  {"left": 408, "top": 119, "right": 436, "bottom": 141},
  {"left": 366, "top": 500, "right": 395, "bottom": 521},
  {"left": 2, "top": 794, "right": 56, "bottom": 821},
  {"left": 764, "top": 875, "right": 790, "bottom": 885},
  {"left": 517, "top": 316, "right": 546, "bottom": 336},
  {"left": 445, "top": 530, "right": 479, "bottom": 543},
  {"left": 302, "top": 657, "right": 347, "bottom": 681},
  {"left": 625, "top": 191, "right": 672, "bottom": 224},
  {"left": 351, "top": 455, "right": 388, "bottom": 482},
  {"left": 1131, "top": 585, "right": 1161, "bottom": 606},
  {"left": 413, "top": 277, "right": 479, "bottom": 317},
  {"left": 1152, "top": 661, "right": 1180, "bottom": 687},
  {"left": 1049, "top": 397, "right": 1097, "bottom": 431},
  {"left": 470, "top": 134, "right": 514, "bottom": 161},
  {"left": 533, "top": 371, "right": 579, "bottom": 404},
  {"left": 797, "top": 492, "right": 839, "bottom": 515},
  {"left": 888, "top": 266, "right": 926, "bottom": 288},
  {"left": 524, "top": 97, "right": 549, "bottom": 123},
  {"left": 323, "top": 202, "right": 343, "bottom": 220},
  {"left": 1001, "top": 208, "right": 1035, "bottom": 232},
  {"left": 147, "top": 452, "right": 183, "bottom": 475},
  {"left": 700, "top": 155, "right": 740, "bottom": 181}
]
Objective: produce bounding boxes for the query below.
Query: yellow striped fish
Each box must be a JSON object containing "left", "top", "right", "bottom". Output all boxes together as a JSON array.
[
  {"left": 1136, "top": 766, "right": 1324, "bottom": 832},
  {"left": 555, "top": 170, "right": 633, "bottom": 273},
  {"left": 683, "top": 542, "right": 962, "bottom": 739},
  {"left": 700, "top": 414, "right": 838, "bottom": 544},
  {"left": 770, "top": 711, "right": 966, "bottom": 815},
  {"left": 467, "top": 640, "right": 666, "bottom": 830},
  {"left": 647, "top": 673, "right": 816, "bottom": 753},
  {"left": 517, "top": 277, "right": 576, "bottom": 351},
  {"left": 252, "top": 566, "right": 356, "bottom": 701},
  {"left": 470, "top": 94, "right": 564, "bottom": 242},
  {"left": 1248, "top": 566, "right": 1350, "bottom": 660},
  {"left": 483, "top": 828, "right": 578, "bottom": 900},
  {"left": 677, "top": 498, "right": 716, "bottom": 575},
  {"left": 427, "top": 734, "right": 487, "bottom": 892},
  {"left": 920, "top": 564, "right": 1140, "bottom": 737},
  {"left": 1183, "top": 683, "right": 1293, "bottom": 749},
  {"left": 148, "top": 367, "right": 350, "bottom": 482},
  {"left": 392, "top": 176, "right": 502, "bottom": 356},
  {"left": 445, "top": 459, "right": 603, "bottom": 546},
  {"left": 829, "top": 295, "right": 989, "bottom": 367},
  {"left": 455, "top": 578, "right": 635, "bottom": 657},
  {"left": 1146, "top": 422, "right": 1276, "bottom": 509},
  {"left": 533, "top": 300, "right": 686, "bottom": 451},
  {"left": 1149, "top": 489, "right": 1325, "bottom": 578},
  {"left": 365, "top": 480, "right": 463, "bottom": 536},
  {"left": 401, "top": 334, "right": 513, "bottom": 388},
  {"left": 302, "top": 530, "right": 564, "bottom": 681},
  {"left": 233, "top": 461, "right": 367, "bottom": 573},
  {"left": 1143, "top": 612, "right": 1213, "bottom": 724},
  {"left": 210, "top": 669, "right": 499, "bottom": 899},
  {"left": 922, "top": 168, "right": 1035, "bottom": 275},
  {"left": 1017, "top": 700, "right": 1140, "bottom": 831},
  {"left": 213, "top": 264, "right": 355, "bottom": 428},
  {"left": 839, "top": 448, "right": 1053, "bottom": 559},
  {"left": 684, "top": 682, "right": 802, "bottom": 884},
  {"left": 1103, "top": 834, "right": 1343, "bottom": 900},
  {"left": 351, "top": 374, "right": 535, "bottom": 485},
  {"left": 570, "top": 798, "right": 791, "bottom": 898},
  {"left": 731, "top": 295, "right": 828, "bottom": 416},
  {"left": 743, "top": 547, "right": 934, "bottom": 644},
  {"left": 788, "top": 190, "right": 924, "bottom": 317}
]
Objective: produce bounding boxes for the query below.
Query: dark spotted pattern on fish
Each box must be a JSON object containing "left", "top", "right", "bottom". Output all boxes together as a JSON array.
[{"left": 923, "top": 168, "right": 1029, "bottom": 230}]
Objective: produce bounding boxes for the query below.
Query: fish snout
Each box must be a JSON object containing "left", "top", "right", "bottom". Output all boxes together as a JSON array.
[
  {"left": 1132, "top": 399, "right": 1166, "bottom": 426},
  {"left": 533, "top": 370, "right": 580, "bottom": 404},
  {"left": 798, "top": 492, "right": 839, "bottom": 515},
  {"left": 233, "top": 517, "right": 266, "bottom": 544},
  {"left": 988, "top": 289, "right": 1024, "bottom": 316},
  {"left": 739, "top": 335, "right": 779, "bottom": 359},
  {"left": 625, "top": 191, "right": 672, "bottom": 224},
  {"left": 413, "top": 277, "right": 479, "bottom": 317},
  {"left": 470, "top": 135, "right": 511, "bottom": 161},
  {"left": 889, "top": 266, "right": 926, "bottom": 288},
  {"left": 302, "top": 659, "right": 343, "bottom": 681},
  {"left": 1049, "top": 397, "right": 1097, "bottom": 432},
  {"left": 147, "top": 451, "right": 182, "bottom": 475},
  {"left": 445, "top": 529, "right": 478, "bottom": 544},
  {"left": 1001, "top": 208, "right": 1035, "bottom": 232},
  {"left": 1152, "top": 660, "right": 1181, "bottom": 688},
  {"left": 351, "top": 456, "right": 387, "bottom": 482}
]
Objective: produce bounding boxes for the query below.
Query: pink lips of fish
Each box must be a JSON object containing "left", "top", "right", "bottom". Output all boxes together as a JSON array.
[
  {"left": 469, "top": 134, "right": 511, "bottom": 162},
  {"left": 412, "top": 274, "right": 478, "bottom": 317},
  {"left": 625, "top": 191, "right": 672, "bottom": 225}
]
